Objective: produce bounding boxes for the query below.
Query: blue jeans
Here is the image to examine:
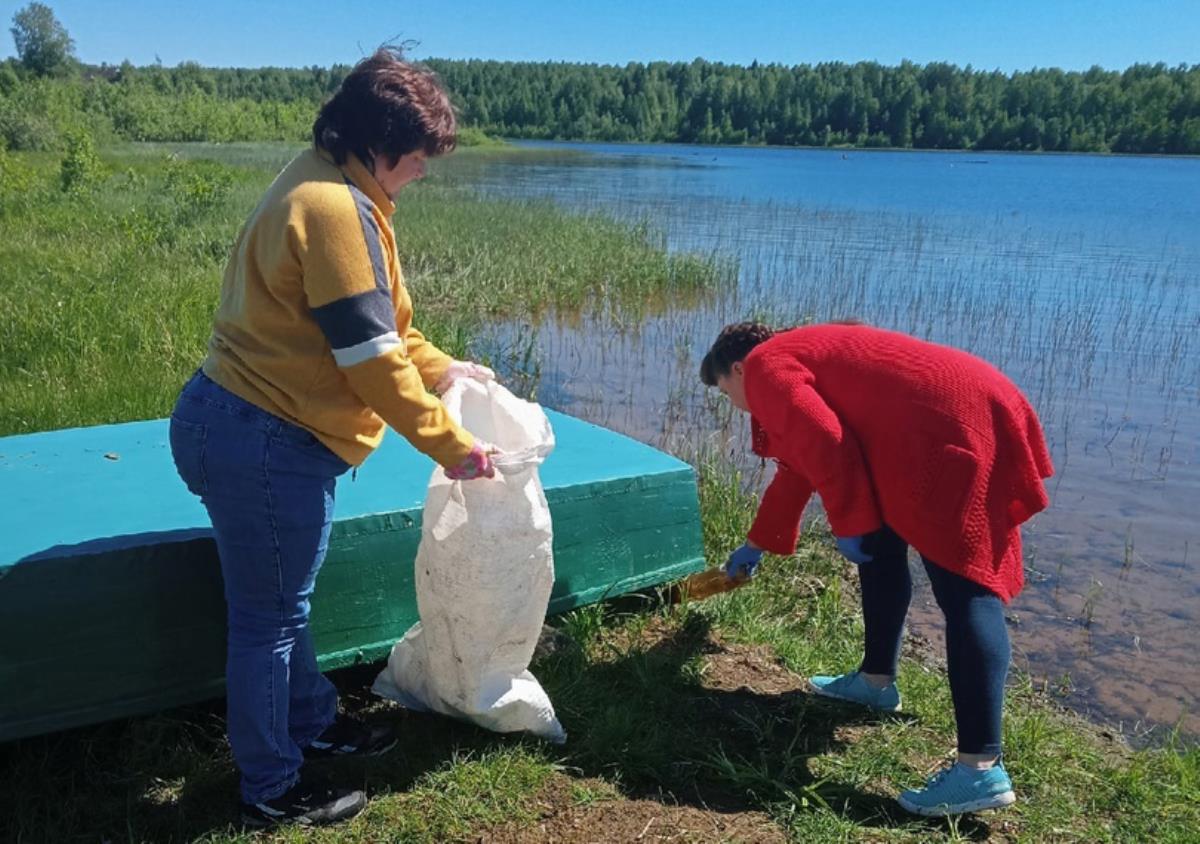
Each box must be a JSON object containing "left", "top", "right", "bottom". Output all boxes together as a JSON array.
[
  {"left": 169, "top": 371, "right": 349, "bottom": 802},
  {"left": 857, "top": 525, "right": 1011, "bottom": 757}
]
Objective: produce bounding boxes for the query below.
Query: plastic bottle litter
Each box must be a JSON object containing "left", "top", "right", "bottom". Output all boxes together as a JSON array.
[{"left": 667, "top": 566, "right": 751, "bottom": 604}]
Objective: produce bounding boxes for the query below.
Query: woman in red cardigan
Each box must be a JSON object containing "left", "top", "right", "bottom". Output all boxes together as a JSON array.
[{"left": 700, "top": 321, "right": 1053, "bottom": 817}]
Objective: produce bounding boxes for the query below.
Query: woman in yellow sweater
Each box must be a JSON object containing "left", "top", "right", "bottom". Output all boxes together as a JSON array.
[{"left": 169, "top": 49, "right": 492, "bottom": 828}]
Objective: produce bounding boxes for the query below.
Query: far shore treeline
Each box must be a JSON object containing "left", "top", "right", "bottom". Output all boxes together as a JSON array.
[{"left": 2, "top": 55, "right": 1198, "bottom": 154}]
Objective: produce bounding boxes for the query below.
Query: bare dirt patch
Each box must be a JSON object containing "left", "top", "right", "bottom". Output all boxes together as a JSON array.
[
  {"left": 698, "top": 638, "right": 805, "bottom": 696},
  {"left": 479, "top": 775, "right": 787, "bottom": 844}
]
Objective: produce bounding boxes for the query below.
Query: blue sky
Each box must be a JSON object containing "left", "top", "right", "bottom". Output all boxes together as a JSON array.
[{"left": 1, "top": 0, "right": 1196, "bottom": 71}]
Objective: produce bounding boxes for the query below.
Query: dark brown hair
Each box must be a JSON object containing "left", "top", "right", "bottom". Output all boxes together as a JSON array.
[
  {"left": 699, "top": 321, "right": 776, "bottom": 386},
  {"left": 312, "top": 47, "right": 456, "bottom": 169}
]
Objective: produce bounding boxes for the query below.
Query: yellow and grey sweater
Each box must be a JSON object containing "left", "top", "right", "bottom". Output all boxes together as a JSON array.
[{"left": 202, "top": 147, "right": 473, "bottom": 468}]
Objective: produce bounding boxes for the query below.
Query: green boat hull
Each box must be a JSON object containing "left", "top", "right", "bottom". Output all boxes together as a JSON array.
[{"left": 0, "top": 411, "right": 705, "bottom": 742}]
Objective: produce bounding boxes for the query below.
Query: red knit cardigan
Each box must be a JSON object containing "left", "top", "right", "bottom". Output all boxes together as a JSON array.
[{"left": 743, "top": 325, "right": 1053, "bottom": 602}]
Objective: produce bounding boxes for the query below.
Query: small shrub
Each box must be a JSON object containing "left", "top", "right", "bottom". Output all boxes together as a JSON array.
[
  {"left": 59, "top": 130, "right": 104, "bottom": 193},
  {"left": 119, "top": 207, "right": 174, "bottom": 247},
  {"left": 164, "top": 157, "right": 233, "bottom": 218},
  {"left": 0, "top": 104, "right": 58, "bottom": 150},
  {"left": 456, "top": 126, "right": 505, "bottom": 147}
]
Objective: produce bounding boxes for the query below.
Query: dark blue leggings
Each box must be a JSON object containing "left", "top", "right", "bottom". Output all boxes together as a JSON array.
[{"left": 857, "top": 525, "right": 1010, "bottom": 756}]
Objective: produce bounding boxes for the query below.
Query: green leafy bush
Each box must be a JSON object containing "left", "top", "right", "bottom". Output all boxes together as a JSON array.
[
  {"left": 0, "top": 101, "right": 58, "bottom": 150},
  {"left": 58, "top": 130, "right": 104, "bottom": 192}
]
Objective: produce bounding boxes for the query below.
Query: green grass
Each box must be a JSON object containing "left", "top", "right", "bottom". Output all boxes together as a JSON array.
[
  {"left": 0, "top": 143, "right": 733, "bottom": 435},
  {"left": 1, "top": 142, "right": 1196, "bottom": 842},
  {"left": 2, "top": 464, "right": 1196, "bottom": 842}
]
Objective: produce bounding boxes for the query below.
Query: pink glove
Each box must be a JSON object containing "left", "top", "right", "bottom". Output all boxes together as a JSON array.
[
  {"left": 444, "top": 443, "right": 496, "bottom": 480},
  {"left": 435, "top": 360, "right": 495, "bottom": 394}
]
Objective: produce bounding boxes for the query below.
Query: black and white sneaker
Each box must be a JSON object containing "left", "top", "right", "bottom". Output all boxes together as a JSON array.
[
  {"left": 303, "top": 714, "right": 398, "bottom": 759},
  {"left": 240, "top": 773, "right": 366, "bottom": 828}
]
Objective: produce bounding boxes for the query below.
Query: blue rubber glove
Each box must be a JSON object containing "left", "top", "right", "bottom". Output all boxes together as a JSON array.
[
  {"left": 835, "top": 535, "right": 873, "bottom": 565},
  {"left": 724, "top": 543, "right": 764, "bottom": 579}
]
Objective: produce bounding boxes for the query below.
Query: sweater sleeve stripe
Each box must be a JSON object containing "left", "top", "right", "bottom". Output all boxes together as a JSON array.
[
  {"left": 310, "top": 287, "right": 401, "bottom": 366},
  {"left": 346, "top": 181, "right": 390, "bottom": 294},
  {"left": 331, "top": 331, "right": 404, "bottom": 367}
]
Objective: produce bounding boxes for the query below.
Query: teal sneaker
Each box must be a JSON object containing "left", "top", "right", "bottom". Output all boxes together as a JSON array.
[
  {"left": 807, "top": 671, "right": 901, "bottom": 711},
  {"left": 897, "top": 761, "right": 1016, "bottom": 816}
]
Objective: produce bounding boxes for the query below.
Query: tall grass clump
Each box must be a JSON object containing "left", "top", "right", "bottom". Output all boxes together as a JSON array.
[{"left": 397, "top": 184, "right": 736, "bottom": 317}]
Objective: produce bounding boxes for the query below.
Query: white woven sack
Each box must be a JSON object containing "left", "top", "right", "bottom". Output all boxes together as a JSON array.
[{"left": 372, "top": 378, "right": 564, "bottom": 743}]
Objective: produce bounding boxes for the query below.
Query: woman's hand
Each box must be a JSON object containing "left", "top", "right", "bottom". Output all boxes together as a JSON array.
[
  {"left": 835, "top": 534, "right": 874, "bottom": 565},
  {"left": 444, "top": 442, "right": 496, "bottom": 480},
  {"left": 724, "top": 542, "right": 764, "bottom": 579},
  {"left": 435, "top": 360, "right": 495, "bottom": 394}
]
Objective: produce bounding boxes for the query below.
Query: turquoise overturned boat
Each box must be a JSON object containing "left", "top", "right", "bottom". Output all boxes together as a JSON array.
[{"left": 0, "top": 411, "right": 705, "bottom": 742}]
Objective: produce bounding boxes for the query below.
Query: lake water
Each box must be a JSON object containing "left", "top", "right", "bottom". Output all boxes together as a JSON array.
[{"left": 438, "top": 141, "right": 1200, "bottom": 740}]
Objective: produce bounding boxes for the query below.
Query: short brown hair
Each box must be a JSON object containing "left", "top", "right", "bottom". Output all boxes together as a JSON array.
[
  {"left": 699, "top": 322, "right": 776, "bottom": 386},
  {"left": 313, "top": 47, "right": 456, "bottom": 169}
]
